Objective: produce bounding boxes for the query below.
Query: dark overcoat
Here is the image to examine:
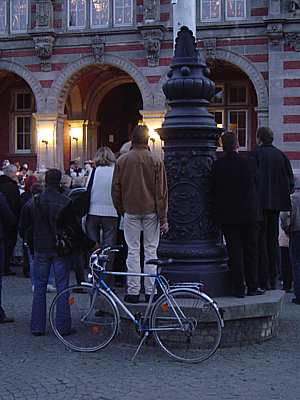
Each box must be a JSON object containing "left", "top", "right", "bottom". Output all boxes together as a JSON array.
[
  {"left": 211, "top": 152, "right": 260, "bottom": 225},
  {"left": 0, "top": 193, "right": 17, "bottom": 275},
  {"left": 252, "top": 145, "right": 294, "bottom": 211}
]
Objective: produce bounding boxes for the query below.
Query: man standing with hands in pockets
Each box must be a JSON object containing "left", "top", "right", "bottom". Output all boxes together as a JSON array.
[{"left": 112, "top": 125, "right": 168, "bottom": 304}]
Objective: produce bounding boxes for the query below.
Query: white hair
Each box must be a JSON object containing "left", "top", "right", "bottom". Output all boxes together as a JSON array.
[{"left": 3, "top": 164, "right": 17, "bottom": 176}]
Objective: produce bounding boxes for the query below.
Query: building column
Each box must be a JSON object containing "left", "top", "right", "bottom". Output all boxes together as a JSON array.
[
  {"left": 140, "top": 109, "right": 165, "bottom": 159},
  {"left": 68, "top": 120, "right": 87, "bottom": 166},
  {"left": 172, "top": 0, "right": 196, "bottom": 42},
  {"left": 86, "top": 121, "right": 99, "bottom": 160},
  {"left": 34, "top": 113, "right": 65, "bottom": 171}
]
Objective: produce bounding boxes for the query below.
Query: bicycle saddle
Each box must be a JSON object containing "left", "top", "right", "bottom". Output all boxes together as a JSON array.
[{"left": 146, "top": 258, "right": 174, "bottom": 266}]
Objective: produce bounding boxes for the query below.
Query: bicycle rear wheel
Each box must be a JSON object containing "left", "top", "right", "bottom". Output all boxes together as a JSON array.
[
  {"left": 49, "top": 284, "right": 119, "bottom": 352},
  {"left": 151, "top": 289, "right": 222, "bottom": 363}
]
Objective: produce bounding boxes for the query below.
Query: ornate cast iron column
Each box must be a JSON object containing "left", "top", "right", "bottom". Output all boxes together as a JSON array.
[{"left": 158, "top": 27, "right": 231, "bottom": 296}]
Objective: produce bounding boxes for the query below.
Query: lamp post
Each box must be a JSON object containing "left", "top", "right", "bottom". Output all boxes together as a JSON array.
[{"left": 157, "top": 27, "right": 231, "bottom": 296}]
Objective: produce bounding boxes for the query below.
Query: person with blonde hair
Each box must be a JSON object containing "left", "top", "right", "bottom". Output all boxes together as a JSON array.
[{"left": 85, "top": 146, "right": 118, "bottom": 280}]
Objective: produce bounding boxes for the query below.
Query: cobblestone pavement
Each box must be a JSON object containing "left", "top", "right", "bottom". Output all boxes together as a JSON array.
[{"left": 1, "top": 271, "right": 300, "bottom": 400}]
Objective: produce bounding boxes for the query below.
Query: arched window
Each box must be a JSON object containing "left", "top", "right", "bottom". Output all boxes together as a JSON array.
[
  {"left": 0, "top": 0, "right": 6, "bottom": 33},
  {"left": 10, "top": 0, "right": 28, "bottom": 33}
]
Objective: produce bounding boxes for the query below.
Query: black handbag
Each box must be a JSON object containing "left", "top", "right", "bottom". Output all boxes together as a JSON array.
[
  {"left": 55, "top": 225, "right": 74, "bottom": 257},
  {"left": 71, "top": 168, "right": 96, "bottom": 218}
]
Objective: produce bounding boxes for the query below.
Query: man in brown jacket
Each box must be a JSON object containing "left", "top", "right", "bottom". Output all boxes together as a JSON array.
[{"left": 112, "top": 125, "right": 168, "bottom": 303}]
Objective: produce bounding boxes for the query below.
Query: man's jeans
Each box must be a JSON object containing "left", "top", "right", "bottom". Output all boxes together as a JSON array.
[
  {"left": 31, "top": 253, "right": 71, "bottom": 333},
  {"left": 28, "top": 248, "right": 55, "bottom": 287},
  {"left": 0, "top": 242, "right": 5, "bottom": 320},
  {"left": 290, "top": 231, "right": 300, "bottom": 300},
  {"left": 124, "top": 213, "right": 160, "bottom": 295}
]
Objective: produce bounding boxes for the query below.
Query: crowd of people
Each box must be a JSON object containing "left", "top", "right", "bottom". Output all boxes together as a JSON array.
[{"left": 0, "top": 124, "right": 299, "bottom": 337}]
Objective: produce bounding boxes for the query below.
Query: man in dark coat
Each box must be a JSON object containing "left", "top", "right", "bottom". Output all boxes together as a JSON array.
[
  {"left": 0, "top": 164, "right": 21, "bottom": 275},
  {"left": 212, "top": 132, "right": 264, "bottom": 298},
  {"left": 252, "top": 127, "right": 294, "bottom": 289},
  {"left": 0, "top": 193, "right": 17, "bottom": 323}
]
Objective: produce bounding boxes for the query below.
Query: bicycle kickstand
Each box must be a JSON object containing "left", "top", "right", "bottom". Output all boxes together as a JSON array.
[{"left": 131, "top": 331, "right": 149, "bottom": 362}]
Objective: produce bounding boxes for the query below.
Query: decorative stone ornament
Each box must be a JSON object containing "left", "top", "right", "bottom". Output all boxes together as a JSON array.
[
  {"left": 144, "top": 0, "right": 159, "bottom": 22},
  {"left": 290, "top": 0, "right": 300, "bottom": 12},
  {"left": 35, "top": 0, "right": 53, "bottom": 30},
  {"left": 91, "top": 36, "right": 105, "bottom": 64},
  {"left": 285, "top": 32, "right": 300, "bottom": 51},
  {"left": 203, "top": 38, "right": 217, "bottom": 62},
  {"left": 33, "top": 36, "right": 55, "bottom": 72},
  {"left": 157, "top": 26, "right": 230, "bottom": 296},
  {"left": 267, "top": 22, "right": 284, "bottom": 47},
  {"left": 141, "top": 29, "right": 163, "bottom": 67}
]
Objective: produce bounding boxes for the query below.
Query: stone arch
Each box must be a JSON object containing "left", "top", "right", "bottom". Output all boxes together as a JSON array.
[
  {"left": 47, "top": 54, "right": 154, "bottom": 114},
  {"left": 0, "top": 59, "right": 45, "bottom": 112},
  {"left": 156, "top": 48, "right": 269, "bottom": 113}
]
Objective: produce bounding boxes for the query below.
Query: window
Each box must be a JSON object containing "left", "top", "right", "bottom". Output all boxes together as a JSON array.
[
  {"left": 228, "top": 110, "right": 247, "bottom": 148},
  {"left": 114, "top": 0, "right": 133, "bottom": 26},
  {"left": 0, "top": 0, "right": 6, "bottom": 33},
  {"left": 68, "top": 0, "right": 133, "bottom": 29},
  {"left": 91, "top": 0, "right": 109, "bottom": 27},
  {"left": 200, "top": 0, "right": 221, "bottom": 21},
  {"left": 199, "top": 0, "right": 246, "bottom": 22},
  {"left": 15, "top": 116, "right": 31, "bottom": 152},
  {"left": 68, "top": 0, "right": 86, "bottom": 29},
  {"left": 13, "top": 92, "right": 33, "bottom": 153},
  {"left": 10, "top": 0, "right": 28, "bottom": 33},
  {"left": 226, "top": 0, "right": 246, "bottom": 19}
]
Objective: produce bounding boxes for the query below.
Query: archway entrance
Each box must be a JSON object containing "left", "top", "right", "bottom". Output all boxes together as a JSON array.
[
  {"left": 97, "top": 83, "right": 142, "bottom": 152},
  {"left": 63, "top": 64, "right": 143, "bottom": 168},
  {"left": 209, "top": 60, "right": 258, "bottom": 150},
  {"left": 0, "top": 70, "right": 37, "bottom": 168}
]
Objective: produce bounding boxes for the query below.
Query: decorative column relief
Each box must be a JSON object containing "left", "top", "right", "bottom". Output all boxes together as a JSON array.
[
  {"left": 203, "top": 38, "right": 217, "bottom": 66},
  {"left": 285, "top": 33, "right": 300, "bottom": 51},
  {"left": 141, "top": 29, "right": 164, "bottom": 67},
  {"left": 267, "top": 22, "right": 284, "bottom": 48},
  {"left": 33, "top": 36, "right": 55, "bottom": 72},
  {"left": 91, "top": 36, "right": 105, "bottom": 63}
]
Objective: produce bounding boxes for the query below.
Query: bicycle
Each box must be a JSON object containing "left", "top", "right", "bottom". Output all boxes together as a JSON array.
[{"left": 49, "top": 246, "right": 224, "bottom": 363}]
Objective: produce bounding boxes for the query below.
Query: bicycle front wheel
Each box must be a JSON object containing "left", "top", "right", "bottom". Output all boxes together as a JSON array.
[
  {"left": 151, "top": 289, "right": 222, "bottom": 363},
  {"left": 49, "top": 284, "right": 119, "bottom": 352}
]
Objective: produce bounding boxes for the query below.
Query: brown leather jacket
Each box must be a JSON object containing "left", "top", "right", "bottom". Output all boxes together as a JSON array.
[{"left": 111, "top": 145, "right": 168, "bottom": 224}]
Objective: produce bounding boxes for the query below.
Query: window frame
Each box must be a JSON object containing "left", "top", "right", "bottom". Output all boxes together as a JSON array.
[
  {"left": 90, "top": 0, "right": 110, "bottom": 28},
  {"left": 227, "top": 109, "right": 248, "bottom": 150},
  {"left": 0, "top": 0, "right": 7, "bottom": 34},
  {"left": 225, "top": 0, "right": 247, "bottom": 21},
  {"left": 10, "top": 0, "right": 28, "bottom": 34},
  {"left": 14, "top": 114, "right": 32, "bottom": 154},
  {"left": 113, "top": 0, "right": 133, "bottom": 27},
  {"left": 228, "top": 84, "right": 248, "bottom": 105},
  {"left": 200, "top": 0, "right": 222, "bottom": 23},
  {"left": 67, "top": 0, "right": 87, "bottom": 30}
]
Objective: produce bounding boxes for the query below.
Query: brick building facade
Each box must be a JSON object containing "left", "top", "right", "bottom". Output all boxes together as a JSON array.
[{"left": 0, "top": 0, "right": 299, "bottom": 170}]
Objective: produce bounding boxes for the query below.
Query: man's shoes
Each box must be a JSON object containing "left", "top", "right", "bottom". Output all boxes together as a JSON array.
[
  {"left": 145, "top": 294, "right": 160, "bottom": 303},
  {"left": 4, "top": 270, "right": 16, "bottom": 276},
  {"left": 0, "top": 316, "right": 14, "bottom": 324},
  {"left": 247, "top": 288, "right": 266, "bottom": 296},
  {"left": 124, "top": 294, "right": 140, "bottom": 304},
  {"left": 32, "top": 332, "right": 45, "bottom": 336},
  {"left": 292, "top": 298, "right": 300, "bottom": 305}
]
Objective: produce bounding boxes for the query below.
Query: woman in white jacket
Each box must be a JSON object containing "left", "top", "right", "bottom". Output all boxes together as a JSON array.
[{"left": 86, "top": 147, "right": 118, "bottom": 277}]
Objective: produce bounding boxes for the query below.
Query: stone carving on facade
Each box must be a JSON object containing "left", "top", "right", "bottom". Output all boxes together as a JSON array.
[
  {"left": 267, "top": 22, "right": 284, "bottom": 47},
  {"left": 285, "top": 32, "right": 300, "bottom": 51},
  {"left": 203, "top": 38, "right": 217, "bottom": 61},
  {"left": 33, "top": 36, "right": 55, "bottom": 72},
  {"left": 91, "top": 36, "right": 105, "bottom": 63},
  {"left": 141, "top": 29, "right": 163, "bottom": 67},
  {"left": 289, "top": 0, "right": 300, "bottom": 12},
  {"left": 144, "top": 0, "right": 159, "bottom": 22},
  {"left": 35, "top": 0, "right": 53, "bottom": 30}
]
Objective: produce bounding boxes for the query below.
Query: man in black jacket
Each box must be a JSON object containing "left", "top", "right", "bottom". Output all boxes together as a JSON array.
[
  {"left": 253, "top": 127, "right": 294, "bottom": 289},
  {"left": 212, "top": 133, "right": 264, "bottom": 298},
  {"left": 0, "top": 164, "right": 21, "bottom": 275},
  {"left": 20, "top": 169, "right": 76, "bottom": 335},
  {"left": 0, "top": 193, "right": 17, "bottom": 323}
]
